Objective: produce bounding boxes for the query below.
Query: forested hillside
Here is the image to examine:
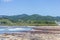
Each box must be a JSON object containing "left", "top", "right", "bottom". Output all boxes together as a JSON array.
[{"left": 0, "top": 14, "right": 59, "bottom": 26}]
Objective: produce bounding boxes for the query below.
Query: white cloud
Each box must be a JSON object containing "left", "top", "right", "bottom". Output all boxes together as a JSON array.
[{"left": 2, "top": 0, "right": 13, "bottom": 2}]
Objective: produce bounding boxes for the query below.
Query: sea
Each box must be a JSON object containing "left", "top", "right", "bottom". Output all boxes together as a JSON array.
[{"left": 0, "top": 26, "right": 33, "bottom": 34}]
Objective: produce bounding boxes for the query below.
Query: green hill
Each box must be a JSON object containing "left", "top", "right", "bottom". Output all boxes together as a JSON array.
[{"left": 0, "top": 14, "right": 59, "bottom": 26}]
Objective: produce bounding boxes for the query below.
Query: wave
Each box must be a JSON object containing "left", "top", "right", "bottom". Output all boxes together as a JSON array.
[{"left": 0, "top": 27, "right": 32, "bottom": 32}]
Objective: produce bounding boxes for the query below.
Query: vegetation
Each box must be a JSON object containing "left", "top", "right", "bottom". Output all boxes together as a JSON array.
[{"left": 0, "top": 14, "right": 58, "bottom": 26}]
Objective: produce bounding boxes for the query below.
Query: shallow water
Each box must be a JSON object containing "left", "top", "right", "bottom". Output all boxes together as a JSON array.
[{"left": 0, "top": 26, "right": 33, "bottom": 34}]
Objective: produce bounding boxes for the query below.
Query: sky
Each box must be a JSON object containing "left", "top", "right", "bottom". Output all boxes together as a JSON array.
[{"left": 0, "top": 0, "right": 60, "bottom": 16}]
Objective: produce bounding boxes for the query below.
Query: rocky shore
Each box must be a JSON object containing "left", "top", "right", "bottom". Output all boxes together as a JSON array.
[{"left": 0, "top": 33, "right": 60, "bottom": 40}]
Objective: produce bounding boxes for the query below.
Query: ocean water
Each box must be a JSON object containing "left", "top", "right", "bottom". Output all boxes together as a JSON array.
[{"left": 0, "top": 26, "right": 33, "bottom": 34}]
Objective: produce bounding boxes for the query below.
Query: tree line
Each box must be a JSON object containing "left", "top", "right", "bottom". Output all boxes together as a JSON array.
[{"left": 0, "top": 14, "right": 58, "bottom": 26}]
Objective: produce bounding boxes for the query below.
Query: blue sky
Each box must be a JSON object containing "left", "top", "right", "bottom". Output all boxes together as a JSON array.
[{"left": 0, "top": 0, "right": 60, "bottom": 16}]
